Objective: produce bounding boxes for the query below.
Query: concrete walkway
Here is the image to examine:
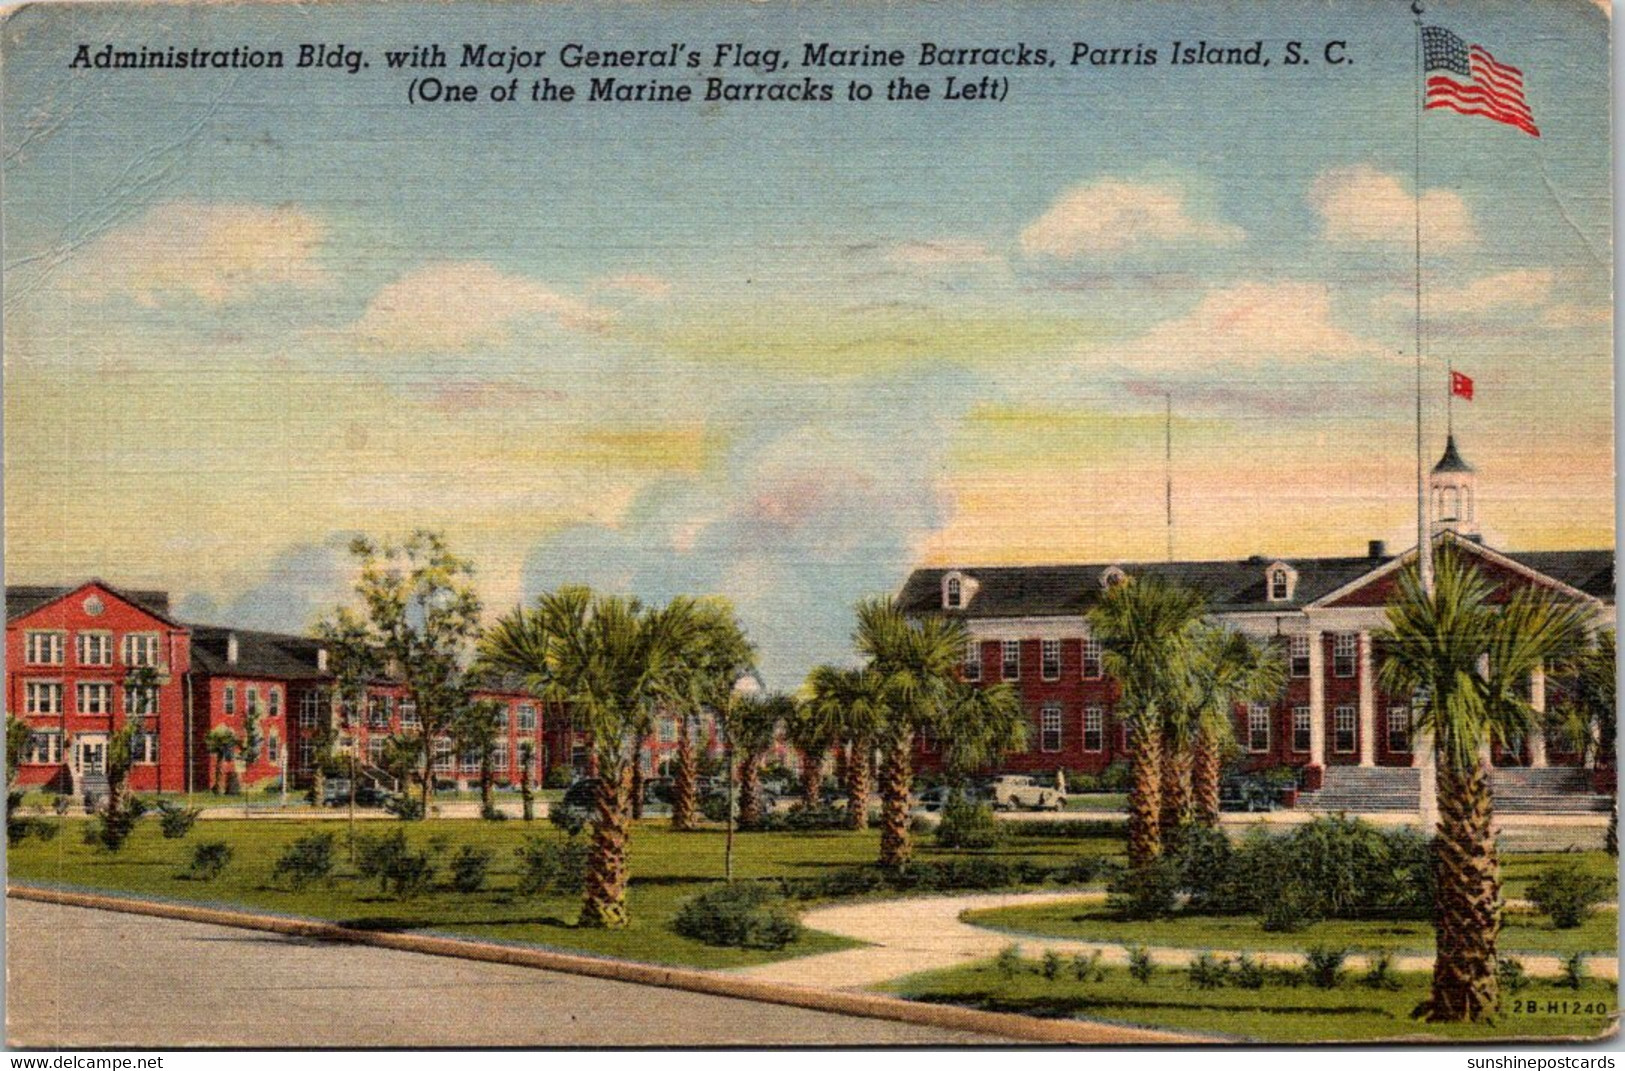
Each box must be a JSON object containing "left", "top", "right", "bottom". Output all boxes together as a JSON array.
[{"left": 734, "top": 890, "right": 1619, "bottom": 989}]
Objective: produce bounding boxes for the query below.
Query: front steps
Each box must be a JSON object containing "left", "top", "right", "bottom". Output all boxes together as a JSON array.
[
  {"left": 1297, "top": 764, "right": 1610, "bottom": 814},
  {"left": 1298, "top": 767, "right": 1419, "bottom": 812}
]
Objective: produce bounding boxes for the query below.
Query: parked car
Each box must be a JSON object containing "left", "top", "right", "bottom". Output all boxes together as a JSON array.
[
  {"left": 1219, "top": 774, "right": 1280, "bottom": 812},
  {"left": 561, "top": 776, "right": 675, "bottom": 814},
  {"left": 322, "top": 779, "right": 394, "bottom": 808},
  {"left": 983, "top": 774, "right": 1066, "bottom": 812}
]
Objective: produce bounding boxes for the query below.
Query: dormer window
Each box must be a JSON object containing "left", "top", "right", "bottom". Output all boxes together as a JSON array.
[
  {"left": 945, "top": 577, "right": 962, "bottom": 609},
  {"left": 1100, "top": 566, "right": 1128, "bottom": 590},
  {"left": 1265, "top": 562, "right": 1298, "bottom": 603},
  {"left": 941, "top": 571, "right": 977, "bottom": 610}
]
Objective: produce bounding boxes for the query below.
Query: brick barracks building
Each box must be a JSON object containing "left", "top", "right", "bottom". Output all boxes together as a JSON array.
[{"left": 899, "top": 436, "right": 1615, "bottom": 790}]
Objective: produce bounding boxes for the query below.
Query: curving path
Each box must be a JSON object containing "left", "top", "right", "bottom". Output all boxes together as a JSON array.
[{"left": 733, "top": 890, "right": 1619, "bottom": 990}]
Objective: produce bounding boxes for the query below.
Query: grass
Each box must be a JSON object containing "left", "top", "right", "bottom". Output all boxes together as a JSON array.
[
  {"left": 7, "top": 815, "right": 1120, "bottom": 969},
  {"left": 1502, "top": 850, "right": 1618, "bottom": 901},
  {"left": 965, "top": 898, "right": 1617, "bottom": 957},
  {"left": 1065, "top": 793, "right": 1127, "bottom": 813},
  {"left": 881, "top": 958, "right": 1618, "bottom": 1042}
]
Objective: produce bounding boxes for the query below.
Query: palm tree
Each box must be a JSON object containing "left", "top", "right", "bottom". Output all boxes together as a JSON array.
[
  {"left": 479, "top": 587, "right": 700, "bottom": 928},
  {"left": 805, "top": 663, "right": 885, "bottom": 830},
  {"left": 1189, "top": 627, "right": 1287, "bottom": 827},
  {"left": 935, "top": 680, "right": 1028, "bottom": 792},
  {"left": 665, "top": 600, "right": 755, "bottom": 832},
  {"left": 1377, "top": 545, "right": 1589, "bottom": 1023},
  {"left": 731, "top": 692, "right": 792, "bottom": 827},
  {"left": 784, "top": 692, "right": 840, "bottom": 810},
  {"left": 204, "top": 726, "right": 239, "bottom": 795},
  {"left": 854, "top": 597, "right": 967, "bottom": 869},
  {"left": 1087, "top": 574, "right": 1206, "bottom": 868},
  {"left": 1551, "top": 630, "right": 1616, "bottom": 855},
  {"left": 517, "top": 739, "right": 536, "bottom": 821}
]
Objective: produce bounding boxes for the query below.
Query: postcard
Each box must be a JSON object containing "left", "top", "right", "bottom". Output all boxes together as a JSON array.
[{"left": 3, "top": 0, "right": 1616, "bottom": 1049}]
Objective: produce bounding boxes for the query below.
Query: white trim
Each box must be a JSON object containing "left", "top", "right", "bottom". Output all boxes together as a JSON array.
[
  {"left": 1265, "top": 561, "right": 1298, "bottom": 603},
  {"left": 1308, "top": 532, "right": 1603, "bottom": 609}
]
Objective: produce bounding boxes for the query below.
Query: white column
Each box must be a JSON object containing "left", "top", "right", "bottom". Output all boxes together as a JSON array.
[
  {"left": 1307, "top": 630, "right": 1326, "bottom": 768},
  {"left": 1528, "top": 665, "right": 1548, "bottom": 768},
  {"left": 1357, "top": 631, "right": 1376, "bottom": 767}
]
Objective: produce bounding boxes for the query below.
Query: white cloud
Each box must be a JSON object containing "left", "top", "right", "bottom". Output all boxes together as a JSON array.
[
  {"left": 886, "top": 239, "right": 1002, "bottom": 266},
  {"left": 349, "top": 261, "right": 605, "bottom": 353},
  {"left": 591, "top": 272, "right": 673, "bottom": 299},
  {"left": 1439, "top": 269, "right": 1555, "bottom": 314},
  {"left": 1311, "top": 165, "right": 1475, "bottom": 246},
  {"left": 1101, "top": 281, "right": 1385, "bottom": 372},
  {"left": 1020, "top": 178, "right": 1243, "bottom": 257},
  {"left": 71, "top": 201, "right": 327, "bottom": 305}
]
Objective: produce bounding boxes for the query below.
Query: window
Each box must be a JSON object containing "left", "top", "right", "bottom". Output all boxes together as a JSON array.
[
  {"left": 1002, "top": 640, "right": 1021, "bottom": 681},
  {"left": 268, "top": 689, "right": 282, "bottom": 719},
  {"left": 223, "top": 685, "right": 236, "bottom": 715},
  {"left": 433, "top": 739, "right": 454, "bottom": 772},
  {"left": 1041, "top": 639, "right": 1061, "bottom": 681},
  {"left": 76, "top": 683, "right": 112, "bottom": 715},
  {"left": 492, "top": 741, "right": 510, "bottom": 772},
  {"left": 1083, "top": 707, "right": 1104, "bottom": 752},
  {"left": 25, "top": 682, "right": 63, "bottom": 715},
  {"left": 945, "top": 576, "right": 962, "bottom": 609},
  {"left": 493, "top": 704, "right": 509, "bottom": 730},
  {"left": 1334, "top": 706, "right": 1356, "bottom": 753},
  {"left": 246, "top": 687, "right": 262, "bottom": 718},
  {"left": 24, "top": 631, "right": 64, "bottom": 665},
  {"left": 23, "top": 731, "right": 62, "bottom": 765},
  {"left": 963, "top": 641, "right": 981, "bottom": 682},
  {"left": 461, "top": 746, "right": 482, "bottom": 772},
  {"left": 1387, "top": 705, "right": 1413, "bottom": 753},
  {"left": 1248, "top": 704, "right": 1271, "bottom": 753},
  {"left": 400, "top": 700, "right": 421, "bottom": 729},
  {"left": 1270, "top": 569, "right": 1290, "bottom": 601},
  {"left": 132, "top": 731, "right": 159, "bottom": 765},
  {"left": 124, "top": 684, "right": 159, "bottom": 718},
  {"left": 658, "top": 717, "right": 677, "bottom": 744},
  {"left": 1081, "top": 639, "right": 1103, "bottom": 680},
  {"left": 368, "top": 695, "right": 392, "bottom": 729},
  {"left": 122, "top": 633, "right": 159, "bottom": 667},
  {"left": 266, "top": 733, "right": 279, "bottom": 765},
  {"left": 298, "top": 740, "right": 314, "bottom": 771},
  {"left": 1292, "top": 706, "right": 1312, "bottom": 752},
  {"left": 1040, "top": 705, "right": 1062, "bottom": 752},
  {"left": 368, "top": 737, "right": 386, "bottom": 767},
  {"left": 77, "top": 632, "right": 112, "bottom": 666},
  {"left": 517, "top": 704, "right": 537, "bottom": 731},
  {"left": 1333, "top": 634, "right": 1357, "bottom": 678},
  {"left": 299, "top": 690, "right": 325, "bottom": 729},
  {"left": 1289, "top": 635, "right": 1311, "bottom": 678}
]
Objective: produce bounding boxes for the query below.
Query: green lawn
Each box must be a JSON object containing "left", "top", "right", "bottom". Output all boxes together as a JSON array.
[
  {"left": 1066, "top": 794, "right": 1127, "bottom": 813},
  {"left": 1502, "top": 851, "right": 1618, "bottom": 901},
  {"left": 6, "top": 816, "right": 1119, "bottom": 969},
  {"left": 881, "top": 959, "right": 1618, "bottom": 1043},
  {"left": 964, "top": 899, "right": 1617, "bottom": 958}
]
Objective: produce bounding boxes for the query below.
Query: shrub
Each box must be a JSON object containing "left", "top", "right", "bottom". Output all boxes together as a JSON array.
[
  {"left": 548, "top": 804, "right": 589, "bottom": 838},
  {"left": 1003, "top": 818, "right": 1123, "bottom": 840},
  {"left": 1098, "top": 760, "right": 1134, "bottom": 793},
  {"left": 1530, "top": 863, "right": 1610, "bottom": 929},
  {"left": 1234, "top": 953, "right": 1265, "bottom": 990},
  {"left": 1497, "top": 956, "right": 1531, "bottom": 994},
  {"left": 157, "top": 801, "right": 202, "bottom": 839},
  {"left": 449, "top": 845, "right": 494, "bottom": 893},
  {"left": 934, "top": 794, "right": 1003, "bottom": 850},
  {"left": 353, "top": 828, "right": 437, "bottom": 897},
  {"left": 1108, "top": 857, "right": 1181, "bottom": 919},
  {"left": 1304, "top": 946, "right": 1347, "bottom": 989},
  {"left": 81, "top": 806, "right": 138, "bottom": 852},
  {"left": 543, "top": 766, "right": 575, "bottom": 789},
  {"left": 1050, "top": 856, "right": 1121, "bottom": 887},
  {"left": 672, "top": 883, "right": 801, "bottom": 950},
  {"left": 1071, "top": 950, "right": 1104, "bottom": 984},
  {"left": 1259, "top": 882, "right": 1318, "bottom": 933},
  {"left": 1188, "top": 951, "right": 1231, "bottom": 990},
  {"left": 272, "top": 832, "right": 337, "bottom": 889},
  {"left": 1041, "top": 948, "right": 1063, "bottom": 981},
  {"left": 514, "top": 835, "right": 589, "bottom": 897},
  {"left": 1361, "top": 949, "right": 1400, "bottom": 991},
  {"left": 187, "top": 841, "right": 233, "bottom": 881},
  {"left": 388, "top": 851, "right": 437, "bottom": 897},
  {"left": 386, "top": 794, "right": 424, "bottom": 821},
  {"left": 994, "top": 943, "right": 1024, "bottom": 979},
  {"left": 1127, "top": 945, "right": 1155, "bottom": 984},
  {"left": 1559, "top": 952, "right": 1586, "bottom": 990},
  {"left": 51, "top": 795, "right": 71, "bottom": 816}
]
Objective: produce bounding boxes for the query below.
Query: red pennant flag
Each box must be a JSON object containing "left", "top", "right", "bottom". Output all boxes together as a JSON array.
[{"left": 1451, "top": 371, "right": 1474, "bottom": 400}]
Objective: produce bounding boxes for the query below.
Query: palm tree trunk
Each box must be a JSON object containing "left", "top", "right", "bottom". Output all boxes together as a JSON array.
[
  {"left": 1127, "top": 717, "right": 1164, "bottom": 868},
  {"left": 1191, "top": 726, "right": 1223, "bottom": 828},
  {"left": 798, "top": 747, "right": 823, "bottom": 810},
  {"left": 878, "top": 734, "right": 913, "bottom": 868},
  {"left": 479, "top": 755, "right": 494, "bottom": 818},
  {"left": 739, "top": 753, "right": 763, "bottom": 827},
  {"left": 1418, "top": 757, "right": 1501, "bottom": 1022},
  {"left": 519, "top": 763, "right": 534, "bottom": 821},
  {"left": 1159, "top": 737, "right": 1192, "bottom": 833},
  {"left": 1607, "top": 793, "right": 1618, "bottom": 858},
  {"left": 671, "top": 718, "right": 697, "bottom": 831},
  {"left": 630, "top": 736, "right": 646, "bottom": 821},
  {"left": 580, "top": 761, "right": 632, "bottom": 928},
  {"left": 844, "top": 739, "right": 870, "bottom": 831}
]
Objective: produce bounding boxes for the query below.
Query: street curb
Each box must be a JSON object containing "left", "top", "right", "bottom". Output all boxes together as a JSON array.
[{"left": 7, "top": 884, "right": 1199, "bottom": 1046}]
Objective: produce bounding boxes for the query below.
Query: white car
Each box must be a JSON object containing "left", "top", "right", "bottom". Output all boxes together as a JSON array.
[{"left": 986, "top": 775, "right": 1066, "bottom": 812}]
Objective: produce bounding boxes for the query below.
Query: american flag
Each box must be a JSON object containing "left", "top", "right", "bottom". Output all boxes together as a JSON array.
[{"left": 1422, "top": 26, "right": 1539, "bottom": 138}]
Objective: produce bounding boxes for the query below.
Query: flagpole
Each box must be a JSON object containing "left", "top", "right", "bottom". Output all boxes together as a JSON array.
[
  {"left": 1414, "top": 0, "right": 1434, "bottom": 596},
  {"left": 1164, "top": 391, "right": 1173, "bottom": 563}
]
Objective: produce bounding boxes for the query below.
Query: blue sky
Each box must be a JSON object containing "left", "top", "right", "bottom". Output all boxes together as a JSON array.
[{"left": 4, "top": 0, "right": 1612, "bottom": 688}]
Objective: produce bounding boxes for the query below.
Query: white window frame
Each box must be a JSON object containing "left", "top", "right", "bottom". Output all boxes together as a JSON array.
[
  {"left": 401, "top": 701, "right": 421, "bottom": 730},
  {"left": 298, "top": 690, "right": 324, "bottom": 729},
  {"left": 1387, "top": 705, "right": 1413, "bottom": 753},
  {"left": 223, "top": 685, "right": 237, "bottom": 716},
  {"left": 517, "top": 704, "right": 537, "bottom": 731},
  {"left": 1001, "top": 640, "right": 1021, "bottom": 681},
  {"left": 76, "top": 682, "right": 112, "bottom": 716},
  {"left": 23, "top": 730, "right": 63, "bottom": 765},
  {"left": 492, "top": 741, "right": 510, "bottom": 773},
  {"left": 25, "top": 631, "right": 65, "bottom": 666},
  {"left": 265, "top": 732, "right": 279, "bottom": 765},
  {"left": 1270, "top": 569, "right": 1290, "bottom": 602},
  {"left": 493, "top": 705, "right": 510, "bottom": 730},
  {"left": 368, "top": 737, "right": 386, "bottom": 768},
  {"left": 460, "top": 745, "right": 482, "bottom": 773},
  {"left": 25, "top": 681, "right": 63, "bottom": 715},
  {"left": 1040, "top": 705, "right": 1063, "bottom": 752},
  {"left": 77, "top": 631, "right": 113, "bottom": 667},
  {"left": 368, "top": 694, "right": 391, "bottom": 728},
  {"left": 1081, "top": 638, "right": 1103, "bottom": 680},
  {"left": 963, "top": 641, "right": 981, "bottom": 682},
  {"left": 1247, "top": 704, "right": 1271, "bottom": 753},
  {"left": 124, "top": 683, "right": 159, "bottom": 718},
  {"left": 1333, "top": 633, "right": 1357, "bottom": 678},
  {"left": 1083, "top": 707, "right": 1104, "bottom": 752},
  {"left": 268, "top": 688, "right": 282, "bottom": 719},
  {"left": 298, "top": 740, "right": 315, "bottom": 771},
  {"left": 945, "top": 576, "right": 962, "bottom": 609},
  {"left": 1041, "top": 639, "right": 1061, "bottom": 681},
  {"left": 1292, "top": 705, "right": 1312, "bottom": 753},
  {"left": 1334, "top": 705, "right": 1357, "bottom": 753},
  {"left": 133, "top": 731, "right": 160, "bottom": 765},
  {"left": 122, "top": 633, "right": 160, "bottom": 667},
  {"left": 658, "top": 717, "right": 676, "bottom": 744},
  {"left": 433, "top": 739, "right": 454, "bottom": 773},
  {"left": 1289, "top": 635, "right": 1311, "bottom": 678}
]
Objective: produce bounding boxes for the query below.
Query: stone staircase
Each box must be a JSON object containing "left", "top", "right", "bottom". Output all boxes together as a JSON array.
[
  {"left": 1297, "top": 765, "right": 1610, "bottom": 815},
  {"left": 76, "top": 772, "right": 109, "bottom": 809},
  {"left": 1297, "top": 766, "right": 1420, "bottom": 813}
]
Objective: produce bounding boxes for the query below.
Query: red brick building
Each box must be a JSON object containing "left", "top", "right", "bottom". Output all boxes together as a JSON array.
[{"left": 898, "top": 437, "right": 1615, "bottom": 783}]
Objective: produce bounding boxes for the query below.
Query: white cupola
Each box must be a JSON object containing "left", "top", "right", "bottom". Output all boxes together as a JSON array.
[{"left": 1429, "top": 433, "right": 1479, "bottom": 538}]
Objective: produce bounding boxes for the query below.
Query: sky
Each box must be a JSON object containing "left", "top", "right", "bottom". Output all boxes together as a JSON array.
[{"left": 3, "top": 0, "right": 1613, "bottom": 689}]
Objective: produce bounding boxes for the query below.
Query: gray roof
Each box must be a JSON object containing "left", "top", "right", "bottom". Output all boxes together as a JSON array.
[
  {"left": 1432, "top": 434, "right": 1474, "bottom": 474},
  {"left": 188, "top": 625, "right": 328, "bottom": 680},
  {"left": 6, "top": 582, "right": 176, "bottom": 624},
  {"left": 900, "top": 546, "right": 1614, "bottom": 618}
]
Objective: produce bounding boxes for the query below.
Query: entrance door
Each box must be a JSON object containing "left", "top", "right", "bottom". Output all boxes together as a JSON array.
[{"left": 74, "top": 735, "right": 107, "bottom": 776}]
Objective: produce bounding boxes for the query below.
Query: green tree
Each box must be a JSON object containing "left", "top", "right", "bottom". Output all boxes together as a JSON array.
[
  {"left": 517, "top": 739, "right": 537, "bottom": 821},
  {"left": 730, "top": 692, "right": 791, "bottom": 827},
  {"left": 322, "top": 531, "right": 483, "bottom": 815},
  {"left": 1086, "top": 573, "right": 1206, "bottom": 868},
  {"left": 1189, "top": 627, "right": 1287, "bottom": 827},
  {"left": 934, "top": 678, "right": 1027, "bottom": 791},
  {"left": 1377, "top": 545, "right": 1589, "bottom": 1023},
  {"left": 784, "top": 691, "right": 840, "bottom": 810},
  {"left": 452, "top": 697, "right": 505, "bottom": 819},
  {"left": 1551, "top": 630, "right": 1616, "bottom": 855},
  {"left": 804, "top": 663, "right": 886, "bottom": 831},
  {"left": 663, "top": 599, "right": 754, "bottom": 832},
  {"left": 204, "top": 726, "right": 239, "bottom": 795},
  {"left": 311, "top": 609, "right": 380, "bottom": 807}
]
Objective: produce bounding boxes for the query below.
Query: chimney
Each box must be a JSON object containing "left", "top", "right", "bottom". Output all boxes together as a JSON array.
[
  {"left": 1368, "top": 540, "right": 1386, "bottom": 560},
  {"left": 226, "top": 632, "right": 239, "bottom": 665},
  {"left": 316, "top": 647, "right": 329, "bottom": 673}
]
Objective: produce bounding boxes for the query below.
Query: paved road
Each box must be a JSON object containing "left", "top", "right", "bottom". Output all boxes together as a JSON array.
[{"left": 5, "top": 900, "right": 998, "bottom": 1048}]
